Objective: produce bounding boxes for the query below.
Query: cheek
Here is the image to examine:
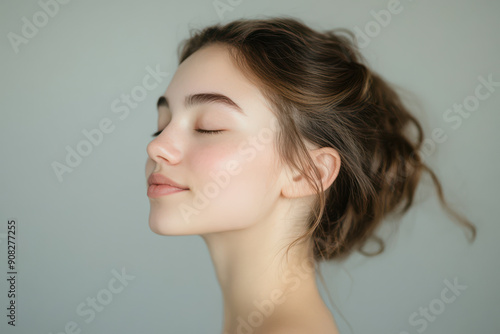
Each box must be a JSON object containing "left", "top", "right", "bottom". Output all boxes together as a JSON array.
[
  {"left": 188, "top": 140, "right": 279, "bottom": 228},
  {"left": 190, "top": 143, "right": 244, "bottom": 193},
  {"left": 191, "top": 144, "right": 232, "bottom": 172}
]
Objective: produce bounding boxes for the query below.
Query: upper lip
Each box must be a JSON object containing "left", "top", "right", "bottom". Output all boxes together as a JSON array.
[{"left": 147, "top": 173, "right": 189, "bottom": 189}]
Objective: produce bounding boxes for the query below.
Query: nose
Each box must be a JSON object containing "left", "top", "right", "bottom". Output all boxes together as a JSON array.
[{"left": 146, "top": 128, "right": 183, "bottom": 166}]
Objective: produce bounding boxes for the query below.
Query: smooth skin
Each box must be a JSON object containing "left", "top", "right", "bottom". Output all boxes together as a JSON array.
[{"left": 145, "top": 43, "right": 341, "bottom": 334}]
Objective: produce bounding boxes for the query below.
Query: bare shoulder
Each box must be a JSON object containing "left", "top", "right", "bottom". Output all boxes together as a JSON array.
[
  {"left": 254, "top": 314, "right": 339, "bottom": 334},
  {"left": 253, "top": 296, "right": 340, "bottom": 334},
  {"left": 255, "top": 322, "right": 339, "bottom": 334}
]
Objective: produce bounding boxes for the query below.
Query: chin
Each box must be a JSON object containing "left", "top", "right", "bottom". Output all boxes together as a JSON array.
[
  {"left": 147, "top": 208, "right": 204, "bottom": 236},
  {"left": 148, "top": 218, "right": 192, "bottom": 236},
  {"left": 148, "top": 209, "right": 184, "bottom": 236}
]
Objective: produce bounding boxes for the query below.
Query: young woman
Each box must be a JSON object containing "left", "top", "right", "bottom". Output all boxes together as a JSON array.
[{"left": 145, "top": 17, "right": 476, "bottom": 334}]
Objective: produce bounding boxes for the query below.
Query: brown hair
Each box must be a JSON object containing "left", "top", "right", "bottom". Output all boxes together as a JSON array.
[{"left": 176, "top": 16, "right": 476, "bottom": 263}]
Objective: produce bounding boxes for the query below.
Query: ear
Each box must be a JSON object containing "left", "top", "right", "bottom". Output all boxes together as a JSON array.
[{"left": 281, "top": 147, "right": 341, "bottom": 198}]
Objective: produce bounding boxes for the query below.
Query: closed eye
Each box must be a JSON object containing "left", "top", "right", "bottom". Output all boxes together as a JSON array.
[
  {"left": 195, "top": 129, "right": 224, "bottom": 135},
  {"left": 151, "top": 129, "right": 224, "bottom": 137}
]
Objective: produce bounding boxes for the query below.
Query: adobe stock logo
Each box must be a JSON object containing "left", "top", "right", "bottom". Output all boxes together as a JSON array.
[
  {"left": 412, "top": 73, "right": 499, "bottom": 165},
  {"left": 178, "top": 117, "right": 279, "bottom": 224},
  {"left": 213, "top": 0, "right": 243, "bottom": 20},
  {"left": 353, "top": 0, "right": 416, "bottom": 49},
  {"left": 48, "top": 267, "right": 135, "bottom": 334},
  {"left": 7, "top": 0, "right": 73, "bottom": 54},
  {"left": 398, "top": 277, "right": 468, "bottom": 334},
  {"left": 224, "top": 257, "right": 316, "bottom": 334},
  {"left": 51, "top": 64, "right": 169, "bottom": 183}
]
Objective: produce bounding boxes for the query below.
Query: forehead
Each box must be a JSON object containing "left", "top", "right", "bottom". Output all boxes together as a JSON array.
[{"left": 164, "top": 44, "right": 270, "bottom": 114}]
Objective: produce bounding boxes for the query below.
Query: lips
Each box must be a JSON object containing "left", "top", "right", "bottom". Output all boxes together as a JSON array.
[
  {"left": 147, "top": 173, "right": 189, "bottom": 189},
  {"left": 147, "top": 173, "right": 189, "bottom": 198}
]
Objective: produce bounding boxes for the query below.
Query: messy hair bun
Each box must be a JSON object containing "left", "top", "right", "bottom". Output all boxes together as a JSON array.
[{"left": 177, "top": 16, "right": 476, "bottom": 262}]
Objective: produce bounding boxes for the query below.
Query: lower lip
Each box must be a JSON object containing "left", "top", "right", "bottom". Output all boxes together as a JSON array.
[{"left": 147, "top": 184, "right": 188, "bottom": 198}]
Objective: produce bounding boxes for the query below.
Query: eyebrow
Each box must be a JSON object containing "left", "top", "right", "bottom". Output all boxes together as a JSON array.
[{"left": 156, "top": 93, "right": 246, "bottom": 116}]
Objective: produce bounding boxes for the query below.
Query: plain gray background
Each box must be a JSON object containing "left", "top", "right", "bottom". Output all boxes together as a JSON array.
[{"left": 1, "top": 0, "right": 499, "bottom": 333}]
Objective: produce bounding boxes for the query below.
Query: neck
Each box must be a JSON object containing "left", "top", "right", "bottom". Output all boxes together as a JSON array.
[{"left": 200, "top": 201, "right": 325, "bottom": 333}]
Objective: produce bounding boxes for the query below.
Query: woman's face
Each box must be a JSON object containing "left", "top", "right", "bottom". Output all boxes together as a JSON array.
[{"left": 145, "top": 44, "right": 284, "bottom": 235}]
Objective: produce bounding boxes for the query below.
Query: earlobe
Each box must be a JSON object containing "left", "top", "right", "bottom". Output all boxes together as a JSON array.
[
  {"left": 281, "top": 147, "right": 341, "bottom": 199},
  {"left": 280, "top": 165, "right": 305, "bottom": 199}
]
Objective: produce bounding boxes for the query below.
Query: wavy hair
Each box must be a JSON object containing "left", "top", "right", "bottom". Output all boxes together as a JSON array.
[{"left": 176, "top": 16, "right": 477, "bottom": 263}]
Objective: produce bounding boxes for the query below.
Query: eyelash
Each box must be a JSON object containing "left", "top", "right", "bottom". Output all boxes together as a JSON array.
[{"left": 151, "top": 129, "right": 223, "bottom": 137}]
